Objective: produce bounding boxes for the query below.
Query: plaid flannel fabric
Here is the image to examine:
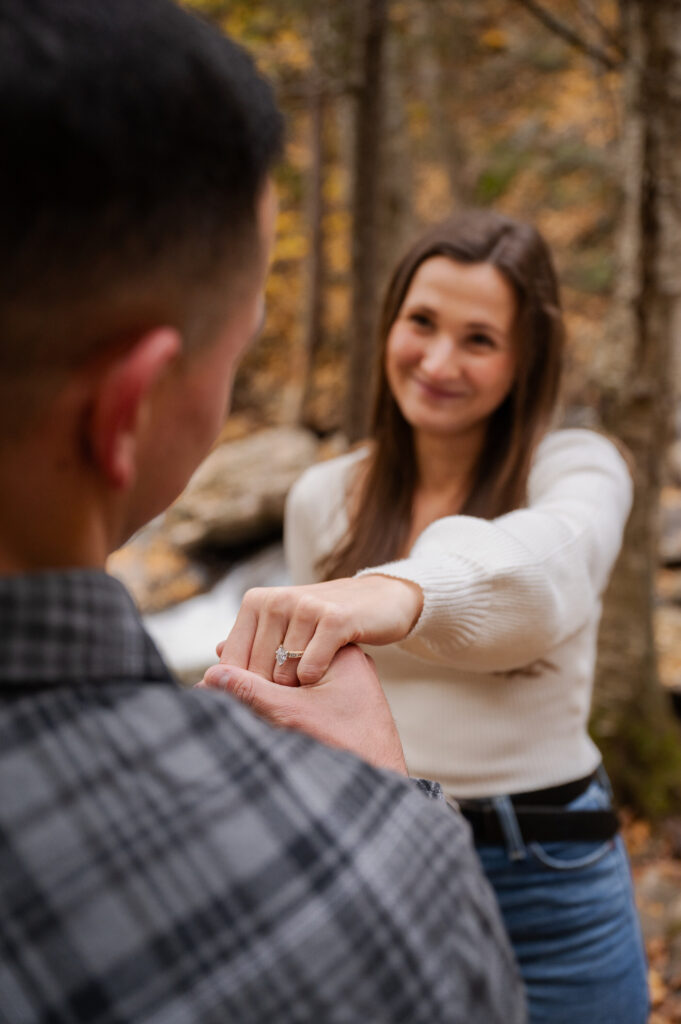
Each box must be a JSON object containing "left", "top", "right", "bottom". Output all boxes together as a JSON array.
[{"left": 0, "top": 570, "right": 524, "bottom": 1023}]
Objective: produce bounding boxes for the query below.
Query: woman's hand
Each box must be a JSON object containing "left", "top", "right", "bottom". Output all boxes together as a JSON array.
[{"left": 214, "top": 574, "right": 424, "bottom": 685}]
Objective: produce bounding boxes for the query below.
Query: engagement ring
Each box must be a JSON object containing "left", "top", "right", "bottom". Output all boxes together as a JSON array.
[{"left": 275, "top": 645, "right": 305, "bottom": 666}]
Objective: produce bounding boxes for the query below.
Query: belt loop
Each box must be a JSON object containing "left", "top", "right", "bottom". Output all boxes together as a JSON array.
[{"left": 491, "top": 795, "right": 527, "bottom": 861}]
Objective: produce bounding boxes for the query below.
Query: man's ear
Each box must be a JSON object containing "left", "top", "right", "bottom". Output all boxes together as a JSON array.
[{"left": 87, "top": 327, "right": 181, "bottom": 489}]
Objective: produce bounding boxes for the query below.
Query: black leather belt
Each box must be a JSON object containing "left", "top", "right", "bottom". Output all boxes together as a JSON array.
[
  {"left": 456, "top": 771, "right": 619, "bottom": 846},
  {"left": 508, "top": 770, "right": 597, "bottom": 807}
]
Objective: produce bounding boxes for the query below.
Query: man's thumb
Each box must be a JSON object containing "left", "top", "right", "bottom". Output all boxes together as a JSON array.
[{"left": 202, "top": 664, "right": 294, "bottom": 725}]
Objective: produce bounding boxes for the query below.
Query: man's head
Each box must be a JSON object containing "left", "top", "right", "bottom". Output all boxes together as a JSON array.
[{"left": 0, "top": 0, "right": 283, "bottom": 567}]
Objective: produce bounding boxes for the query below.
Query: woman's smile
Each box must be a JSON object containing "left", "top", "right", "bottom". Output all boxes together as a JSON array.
[{"left": 411, "top": 374, "right": 469, "bottom": 401}]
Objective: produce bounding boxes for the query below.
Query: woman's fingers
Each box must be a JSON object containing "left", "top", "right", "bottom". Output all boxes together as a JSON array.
[
  {"left": 229, "top": 586, "right": 353, "bottom": 685},
  {"left": 295, "top": 607, "right": 352, "bottom": 683},
  {"left": 274, "top": 617, "right": 317, "bottom": 686},
  {"left": 248, "top": 598, "right": 299, "bottom": 684},
  {"left": 217, "top": 596, "right": 261, "bottom": 669},
  {"left": 275, "top": 592, "right": 355, "bottom": 684},
  {"left": 274, "top": 602, "right": 331, "bottom": 684},
  {"left": 213, "top": 576, "right": 423, "bottom": 686}
]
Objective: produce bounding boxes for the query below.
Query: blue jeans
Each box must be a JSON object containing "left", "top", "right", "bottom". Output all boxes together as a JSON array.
[{"left": 475, "top": 771, "right": 649, "bottom": 1024}]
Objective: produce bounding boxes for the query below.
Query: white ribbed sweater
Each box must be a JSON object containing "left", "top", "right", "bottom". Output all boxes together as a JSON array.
[{"left": 284, "top": 429, "right": 633, "bottom": 798}]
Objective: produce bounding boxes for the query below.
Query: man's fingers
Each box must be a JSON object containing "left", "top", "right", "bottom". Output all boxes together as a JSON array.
[{"left": 203, "top": 664, "right": 298, "bottom": 728}]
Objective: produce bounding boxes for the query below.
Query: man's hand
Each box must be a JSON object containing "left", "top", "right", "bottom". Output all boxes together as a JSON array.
[
  {"left": 215, "top": 574, "right": 423, "bottom": 686},
  {"left": 201, "top": 644, "right": 408, "bottom": 776}
]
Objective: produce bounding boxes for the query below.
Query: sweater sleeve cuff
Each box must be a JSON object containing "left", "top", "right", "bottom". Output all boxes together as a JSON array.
[{"left": 357, "top": 557, "right": 491, "bottom": 657}]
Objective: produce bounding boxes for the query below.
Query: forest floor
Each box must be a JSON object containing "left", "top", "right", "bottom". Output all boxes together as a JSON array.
[{"left": 626, "top": 816, "right": 681, "bottom": 1021}]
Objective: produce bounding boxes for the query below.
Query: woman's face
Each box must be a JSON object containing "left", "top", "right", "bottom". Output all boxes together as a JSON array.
[{"left": 385, "top": 256, "right": 517, "bottom": 443}]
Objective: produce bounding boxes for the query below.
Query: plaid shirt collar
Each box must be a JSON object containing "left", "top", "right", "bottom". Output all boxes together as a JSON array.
[{"left": 0, "top": 568, "right": 172, "bottom": 689}]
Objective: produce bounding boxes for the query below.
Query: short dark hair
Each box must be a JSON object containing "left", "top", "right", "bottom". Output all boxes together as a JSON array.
[{"left": 0, "top": 0, "right": 283, "bottom": 381}]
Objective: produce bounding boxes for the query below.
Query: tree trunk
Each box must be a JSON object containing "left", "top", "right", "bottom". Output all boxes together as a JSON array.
[
  {"left": 593, "top": 0, "right": 681, "bottom": 814},
  {"left": 344, "top": 0, "right": 388, "bottom": 443},
  {"left": 376, "top": 25, "right": 414, "bottom": 297},
  {"left": 418, "top": 0, "right": 472, "bottom": 207},
  {"left": 299, "top": 7, "right": 328, "bottom": 427}
]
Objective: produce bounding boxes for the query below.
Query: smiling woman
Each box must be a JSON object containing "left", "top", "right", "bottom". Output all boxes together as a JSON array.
[
  {"left": 317, "top": 209, "right": 565, "bottom": 573},
  {"left": 209, "top": 210, "right": 649, "bottom": 1024}
]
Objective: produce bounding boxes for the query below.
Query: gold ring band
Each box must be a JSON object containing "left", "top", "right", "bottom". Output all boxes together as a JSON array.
[{"left": 275, "top": 645, "right": 305, "bottom": 666}]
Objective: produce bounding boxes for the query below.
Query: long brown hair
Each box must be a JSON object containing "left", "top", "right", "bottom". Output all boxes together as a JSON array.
[{"left": 323, "top": 209, "right": 565, "bottom": 580}]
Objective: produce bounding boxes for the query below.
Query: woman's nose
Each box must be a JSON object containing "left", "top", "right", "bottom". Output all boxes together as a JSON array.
[{"left": 421, "top": 336, "right": 461, "bottom": 378}]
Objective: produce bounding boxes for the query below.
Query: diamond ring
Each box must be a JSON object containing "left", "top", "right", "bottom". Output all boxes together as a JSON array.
[{"left": 275, "top": 645, "right": 305, "bottom": 666}]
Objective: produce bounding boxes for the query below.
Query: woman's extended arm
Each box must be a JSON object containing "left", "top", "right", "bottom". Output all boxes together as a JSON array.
[
  {"left": 366, "top": 429, "right": 632, "bottom": 671},
  {"left": 212, "top": 429, "right": 632, "bottom": 683}
]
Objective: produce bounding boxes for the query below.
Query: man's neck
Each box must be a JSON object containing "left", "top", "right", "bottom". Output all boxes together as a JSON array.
[{"left": 0, "top": 445, "right": 111, "bottom": 574}]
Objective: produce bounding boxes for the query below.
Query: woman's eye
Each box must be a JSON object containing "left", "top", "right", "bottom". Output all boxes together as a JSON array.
[
  {"left": 469, "top": 332, "right": 495, "bottom": 348},
  {"left": 409, "top": 312, "right": 433, "bottom": 329}
]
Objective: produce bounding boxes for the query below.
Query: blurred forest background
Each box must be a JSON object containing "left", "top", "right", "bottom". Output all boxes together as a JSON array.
[{"left": 109, "top": 2, "right": 681, "bottom": 1012}]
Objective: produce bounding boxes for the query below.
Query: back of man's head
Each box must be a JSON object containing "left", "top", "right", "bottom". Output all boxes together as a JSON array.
[{"left": 0, "top": 0, "right": 283, "bottom": 426}]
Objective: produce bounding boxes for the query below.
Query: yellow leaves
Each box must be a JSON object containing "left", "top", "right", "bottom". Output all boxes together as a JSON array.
[
  {"left": 187, "top": 2, "right": 253, "bottom": 41},
  {"left": 543, "top": 68, "right": 619, "bottom": 146},
  {"left": 249, "top": 25, "right": 312, "bottom": 77},
  {"left": 285, "top": 138, "right": 310, "bottom": 172},
  {"left": 275, "top": 28, "right": 311, "bottom": 72},
  {"left": 274, "top": 232, "right": 308, "bottom": 262},
  {"left": 406, "top": 100, "right": 431, "bottom": 141},
  {"left": 391, "top": 2, "right": 411, "bottom": 24},
  {"left": 414, "top": 165, "right": 452, "bottom": 223},
  {"left": 185, "top": 4, "right": 310, "bottom": 78},
  {"left": 621, "top": 815, "right": 652, "bottom": 859},
  {"left": 325, "top": 284, "right": 350, "bottom": 334},
  {"left": 324, "top": 166, "right": 349, "bottom": 206},
  {"left": 544, "top": 69, "right": 593, "bottom": 129},
  {"left": 274, "top": 208, "right": 308, "bottom": 263},
  {"left": 325, "top": 210, "right": 351, "bottom": 275},
  {"left": 274, "top": 208, "right": 301, "bottom": 237},
  {"left": 536, "top": 200, "right": 603, "bottom": 248},
  {"left": 654, "top": 562, "right": 681, "bottom": 692},
  {"left": 649, "top": 967, "right": 668, "bottom": 1009},
  {"left": 480, "top": 28, "right": 508, "bottom": 52}
]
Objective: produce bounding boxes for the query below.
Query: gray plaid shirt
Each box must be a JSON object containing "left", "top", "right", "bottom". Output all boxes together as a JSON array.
[{"left": 0, "top": 569, "right": 525, "bottom": 1023}]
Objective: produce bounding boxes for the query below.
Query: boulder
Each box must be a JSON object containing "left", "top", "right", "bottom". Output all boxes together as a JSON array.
[
  {"left": 108, "top": 525, "right": 208, "bottom": 614},
  {"left": 654, "top": 603, "right": 681, "bottom": 690},
  {"left": 660, "top": 486, "right": 681, "bottom": 567},
  {"left": 164, "top": 425, "right": 322, "bottom": 548},
  {"left": 657, "top": 568, "right": 681, "bottom": 605},
  {"left": 668, "top": 438, "right": 681, "bottom": 488}
]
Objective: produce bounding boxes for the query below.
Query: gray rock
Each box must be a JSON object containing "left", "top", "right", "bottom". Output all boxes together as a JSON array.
[
  {"left": 657, "top": 568, "right": 681, "bottom": 606},
  {"left": 660, "top": 486, "right": 681, "bottom": 566},
  {"left": 165, "top": 426, "right": 322, "bottom": 548},
  {"left": 668, "top": 438, "right": 681, "bottom": 487},
  {"left": 654, "top": 603, "right": 681, "bottom": 690}
]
